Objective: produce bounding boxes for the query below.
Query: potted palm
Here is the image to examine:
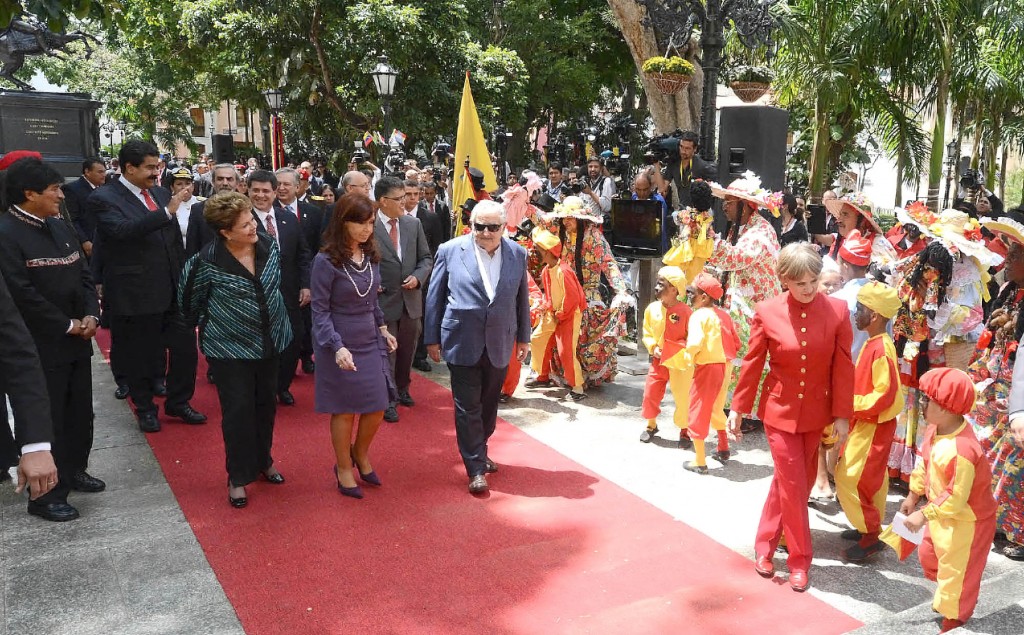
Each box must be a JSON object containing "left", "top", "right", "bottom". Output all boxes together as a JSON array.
[
  {"left": 641, "top": 56, "right": 696, "bottom": 95},
  {"left": 729, "top": 65, "right": 773, "bottom": 102}
]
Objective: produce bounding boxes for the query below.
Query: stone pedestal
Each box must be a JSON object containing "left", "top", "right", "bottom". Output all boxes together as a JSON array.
[{"left": 0, "top": 90, "right": 101, "bottom": 178}]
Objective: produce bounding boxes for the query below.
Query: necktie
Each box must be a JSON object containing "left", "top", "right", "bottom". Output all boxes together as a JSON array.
[
  {"left": 287, "top": 204, "right": 299, "bottom": 223},
  {"left": 265, "top": 214, "right": 278, "bottom": 241},
  {"left": 388, "top": 218, "right": 399, "bottom": 250},
  {"left": 142, "top": 189, "right": 158, "bottom": 212}
]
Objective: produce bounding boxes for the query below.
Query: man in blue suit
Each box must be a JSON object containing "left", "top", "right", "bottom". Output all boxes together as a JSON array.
[{"left": 425, "top": 200, "right": 531, "bottom": 494}]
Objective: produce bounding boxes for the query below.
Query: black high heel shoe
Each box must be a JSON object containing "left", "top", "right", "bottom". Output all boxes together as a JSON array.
[
  {"left": 228, "top": 479, "right": 247, "bottom": 508},
  {"left": 261, "top": 470, "right": 285, "bottom": 484},
  {"left": 333, "top": 465, "right": 363, "bottom": 499},
  {"left": 350, "top": 447, "right": 381, "bottom": 486}
]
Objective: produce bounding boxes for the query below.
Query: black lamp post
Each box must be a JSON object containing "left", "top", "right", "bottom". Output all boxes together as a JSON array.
[
  {"left": 263, "top": 89, "right": 284, "bottom": 169},
  {"left": 942, "top": 139, "right": 959, "bottom": 209},
  {"left": 370, "top": 55, "right": 398, "bottom": 140},
  {"left": 636, "top": 0, "right": 780, "bottom": 162}
]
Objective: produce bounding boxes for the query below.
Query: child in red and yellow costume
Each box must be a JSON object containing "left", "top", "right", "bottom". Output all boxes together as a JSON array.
[
  {"left": 835, "top": 281, "right": 906, "bottom": 562},
  {"left": 678, "top": 273, "right": 737, "bottom": 474},
  {"left": 500, "top": 273, "right": 544, "bottom": 400},
  {"left": 527, "top": 227, "right": 587, "bottom": 401},
  {"left": 885, "top": 368, "right": 996, "bottom": 633},
  {"left": 639, "top": 266, "right": 694, "bottom": 444}
]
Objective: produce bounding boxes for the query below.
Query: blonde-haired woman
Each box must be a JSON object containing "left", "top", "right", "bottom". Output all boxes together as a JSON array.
[{"left": 728, "top": 242, "right": 855, "bottom": 591}]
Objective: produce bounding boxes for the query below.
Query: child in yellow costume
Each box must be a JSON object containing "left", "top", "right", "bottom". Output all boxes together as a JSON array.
[
  {"left": 836, "top": 281, "right": 905, "bottom": 562},
  {"left": 639, "top": 266, "right": 695, "bottom": 445},
  {"left": 883, "top": 368, "right": 996, "bottom": 633},
  {"left": 679, "top": 273, "right": 733, "bottom": 474},
  {"left": 527, "top": 227, "right": 587, "bottom": 401}
]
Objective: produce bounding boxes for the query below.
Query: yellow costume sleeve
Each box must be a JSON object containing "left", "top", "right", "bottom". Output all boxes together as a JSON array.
[
  {"left": 909, "top": 455, "right": 927, "bottom": 497},
  {"left": 922, "top": 453, "right": 976, "bottom": 522},
  {"left": 854, "top": 356, "right": 894, "bottom": 417},
  {"left": 642, "top": 303, "right": 666, "bottom": 354}
]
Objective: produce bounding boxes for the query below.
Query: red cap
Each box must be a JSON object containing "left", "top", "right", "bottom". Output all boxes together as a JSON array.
[
  {"left": 0, "top": 150, "right": 43, "bottom": 171},
  {"left": 839, "top": 229, "right": 872, "bottom": 267},
  {"left": 693, "top": 272, "right": 723, "bottom": 301},
  {"left": 919, "top": 368, "right": 976, "bottom": 415}
]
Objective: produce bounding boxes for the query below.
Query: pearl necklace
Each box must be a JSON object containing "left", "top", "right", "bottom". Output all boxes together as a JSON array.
[{"left": 342, "top": 258, "right": 374, "bottom": 298}]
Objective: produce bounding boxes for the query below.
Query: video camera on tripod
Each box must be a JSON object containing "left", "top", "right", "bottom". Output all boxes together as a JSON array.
[{"left": 383, "top": 144, "right": 406, "bottom": 175}]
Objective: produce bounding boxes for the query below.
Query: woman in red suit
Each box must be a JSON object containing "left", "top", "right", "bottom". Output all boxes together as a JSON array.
[{"left": 727, "top": 242, "right": 855, "bottom": 592}]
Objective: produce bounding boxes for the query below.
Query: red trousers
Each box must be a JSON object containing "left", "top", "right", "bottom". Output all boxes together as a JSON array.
[
  {"left": 756, "top": 426, "right": 822, "bottom": 571},
  {"left": 502, "top": 353, "right": 522, "bottom": 396},
  {"left": 641, "top": 356, "right": 692, "bottom": 428},
  {"left": 835, "top": 418, "right": 897, "bottom": 540},
  {"left": 688, "top": 363, "right": 726, "bottom": 439}
]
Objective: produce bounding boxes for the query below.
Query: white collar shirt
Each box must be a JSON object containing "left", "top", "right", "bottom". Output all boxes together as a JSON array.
[
  {"left": 253, "top": 208, "right": 279, "bottom": 246},
  {"left": 377, "top": 210, "right": 401, "bottom": 261},
  {"left": 474, "top": 240, "right": 502, "bottom": 302},
  {"left": 119, "top": 175, "right": 171, "bottom": 219}
]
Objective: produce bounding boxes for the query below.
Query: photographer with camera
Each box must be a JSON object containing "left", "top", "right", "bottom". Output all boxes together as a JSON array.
[
  {"left": 650, "top": 130, "right": 717, "bottom": 209},
  {"left": 580, "top": 157, "right": 615, "bottom": 225}
]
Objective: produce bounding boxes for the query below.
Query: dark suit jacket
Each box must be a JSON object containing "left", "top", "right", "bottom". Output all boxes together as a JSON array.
[
  {"left": 185, "top": 200, "right": 217, "bottom": 259},
  {"left": 422, "top": 199, "right": 452, "bottom": 243},
  {"left": 666, "top": 154, "right": 717, "bottom": 208},
  {"left": 275, "top": 199, "right": 324, "bottom": 255},
  {"left": 414, "top": 204, "right": 445, "bottom": 255},
  {"left": 88, "top": 180, "right": 182, "bottom": 316},
  {"left": 0, "top": 208, "right": 99, "bottom": 368},
  {"left": 252, "top": 208, "right": 311, "bottom": 312},
  {"left": 0, "top": 272, "right": 53, "bottom": 446},
  {"left": 374, "top": 214, "right": 432, "bottom": 322},
  {"left": 62, "top": 176, "right": 99, "bottom": 243}
]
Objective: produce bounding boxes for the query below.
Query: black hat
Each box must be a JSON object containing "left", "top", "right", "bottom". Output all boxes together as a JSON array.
[
  {"left": 534, "top": 192, "right": 558, "bottom": 213},
  {"left": 468, "top": 167, "right": 485, "bottom": 190}
]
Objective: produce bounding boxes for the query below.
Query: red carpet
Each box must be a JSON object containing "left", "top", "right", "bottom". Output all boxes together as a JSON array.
[{"left": 95, "top": 331, "right": 862, "bottom": 634}]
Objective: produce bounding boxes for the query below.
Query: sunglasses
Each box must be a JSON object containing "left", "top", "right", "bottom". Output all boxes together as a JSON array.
[{"left": 473, "top": 222, "right": 502, "bottom": 233}]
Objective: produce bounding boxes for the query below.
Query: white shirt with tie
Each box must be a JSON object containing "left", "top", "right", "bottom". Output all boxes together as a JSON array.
[
  {"left": 254, "top": 208, "right": 280, "bottom": 246},
  {"left": 119, "top": 175, "right": 172, "bottom": 220},
  {"left": 378, "top": 210, "right": 401, "bottom": 262}
]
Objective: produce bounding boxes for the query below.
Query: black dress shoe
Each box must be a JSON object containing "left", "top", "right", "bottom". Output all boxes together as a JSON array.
[
  {"left": 277, "top": 390, "right": 295, "bottom": 406},
  {"left": 484, "top": 458, "right": 498, "bottom": 474},
  {"left": 138, "top": 412, "right": 161, "bottom": 433},
  {"left": 165, "top": 405, "right": 207, "bottom": 424},
  {"left": 397, "top": 391, "right": 415, "bottom": 407},
  {"left": 412, "top": 359, "right": 432, "bottom": 372},
  {"left": 114, "top": 384, "right": 130, "bottom": 400},
  {"left": 498, "top": 392, "right": 511, "bottom": 404},
  {"left": 301, "top": 358, "right": 316, "bottom": 374},
  {"left": 384, "top": 406, "right": 399, "bottom": 422},
  {"left": 468, "top": 474, "right": 488, "bottom": 494},
  {"left": 28, "top": 500, "right": 80, "bottom": 522},
  {"left": 640, "top": 426, "right": 659, "bottom": 443},
  {"left": 153, "top": 379, "right": 167, "bottom": 397},
  {"left": 70, "top": 471, "right": 106, "bottom": 492}
]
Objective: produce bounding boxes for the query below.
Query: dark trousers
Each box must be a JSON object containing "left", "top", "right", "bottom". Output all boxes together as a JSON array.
[
  {"left": 278, "top": 307, "right": 303, "bottom": 392},
  {"left": 414, "top": 286, "right": 429, "bottom": 363},
  {"left": 299, "top": 305, "right": 314, "bottom": 362},
  {"left": 110, "top": 312, "right": 164, "bottom": 415},
  {"left": 37, "top": 358, "right": 94, "bottom": 504},
  {"left": 448, "top": 351, "right": 506, "bottom": 477},
  {"left": 209, "top": 356, "right": 279, "bottom": 486},
  {"left": 387, "top": 309, "right": 421, "bottom": 399},
  {"left": 163, "top": 309, "right": 198, "bottom": 411}
]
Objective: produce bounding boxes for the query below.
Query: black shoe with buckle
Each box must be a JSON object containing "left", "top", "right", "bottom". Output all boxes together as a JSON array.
[
  {"left": 70, "top": 471, "right": 106, "bottom": 493},
  {"left": 640, "top": 427, "right": 659, "bottom": 443}
]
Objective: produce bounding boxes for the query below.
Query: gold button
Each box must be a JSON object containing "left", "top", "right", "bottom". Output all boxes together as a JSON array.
[
  {"left": 801, "top": 355, "right": 807, "bottom": 360},
  {"left": 801, "top": 341, "right": 807, "bottom": 347},
  {"left": 801, "top": 313, "right": 806, "bottom": 319},
  {"left": 798, "top": 394, "right": 804, "bottom": 399},
  {"left": 801, "top": 327, "right": 807, "bottom": 333},
  {"left": 800, "top": 381, "right": 805, "bottom": 386},
  {"left": 800, "top": 368, "right": 806, "bottom": 374}
]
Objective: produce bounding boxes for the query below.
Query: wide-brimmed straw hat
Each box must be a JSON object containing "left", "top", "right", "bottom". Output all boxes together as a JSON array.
[
  {"left": 981, "top": 213, "right": 1024, "bottom": 248},
  {"left": 548, "top": 195, "right": 603, "bottom": 224},
  {"left": 709, "top": 171, "right": 773, "bottom": 212},
  {"left": 905, "top": 207, "right": 1002, "bottom": 267},
  {"left": 825, "top": 192, "right": 883, "bottom": 236}
]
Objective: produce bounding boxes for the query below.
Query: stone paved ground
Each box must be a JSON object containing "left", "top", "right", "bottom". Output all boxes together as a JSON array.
[{"left": 1, "top": 349, "right": 1021, "bottom": 634}]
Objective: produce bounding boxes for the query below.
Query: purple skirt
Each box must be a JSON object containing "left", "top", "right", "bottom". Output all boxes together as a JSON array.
[{"left": 314, "top": 308, "right": 395, "bottom": 414}]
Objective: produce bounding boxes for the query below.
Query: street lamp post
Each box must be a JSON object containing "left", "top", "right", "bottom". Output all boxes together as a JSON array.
[
  {"left": 942, "top": 139, "right": 959, "bottom": 210},
  {"left": 263, "top": 89, "right": 284, "bottom": 170},
  {"left": 370, "top": 55, "right": 398, "bottom": 143},
  {"left": 636, "top": 0, "right": 780, "bottom": 162}
]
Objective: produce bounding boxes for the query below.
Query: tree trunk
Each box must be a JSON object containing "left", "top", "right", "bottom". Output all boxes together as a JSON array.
[
  {"left": 606, "top": 0, "right": 699, "bottom": 134},
  {"left": 808, "top": 99, "right": 830, "bottom": 202},
  {"left": 999, "top": 143, "right": 1009, "bottom": 201},
  {"left": 987, "top": 109, "right": 1001, "bottom": 192},
  {"left": 926, "top": 69, "right": 950, "bottom": 211}
]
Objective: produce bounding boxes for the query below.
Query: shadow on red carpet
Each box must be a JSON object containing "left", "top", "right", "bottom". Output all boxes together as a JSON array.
[{"left": 94, "top": 330, "right": 862, "bottom": 635}]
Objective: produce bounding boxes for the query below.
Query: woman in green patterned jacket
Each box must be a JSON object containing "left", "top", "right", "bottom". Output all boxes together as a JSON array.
[{"left": 179, "top": 191, "right": 292, "bottom": 509}]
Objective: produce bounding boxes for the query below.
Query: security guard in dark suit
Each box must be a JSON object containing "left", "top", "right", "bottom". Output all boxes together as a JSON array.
[{"left": 0, "top": 157, "right": 101, "bottom": 521}]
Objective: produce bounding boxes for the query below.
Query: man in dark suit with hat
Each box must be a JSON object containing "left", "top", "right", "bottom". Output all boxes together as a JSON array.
[{"left": 88, "top": 140, "right": 207, "bottom": 432}]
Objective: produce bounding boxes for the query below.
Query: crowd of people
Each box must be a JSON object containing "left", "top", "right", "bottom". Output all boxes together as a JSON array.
[{"left": 1, "top": 129, "right": 1023, "bottom": 633}]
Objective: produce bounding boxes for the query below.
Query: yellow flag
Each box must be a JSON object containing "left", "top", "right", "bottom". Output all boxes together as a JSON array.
[{"left": 453, "top": 72, "right": 497, "bottom": 235}]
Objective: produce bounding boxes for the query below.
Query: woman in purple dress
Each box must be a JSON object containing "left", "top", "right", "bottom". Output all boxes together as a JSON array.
[{"left": 312, "top": 193, "right": 397, "bottom": 499}]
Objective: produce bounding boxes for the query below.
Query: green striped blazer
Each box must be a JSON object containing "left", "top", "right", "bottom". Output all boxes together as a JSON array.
[{"left": 178, "top": 235, "right": 292, "bottom": 360}]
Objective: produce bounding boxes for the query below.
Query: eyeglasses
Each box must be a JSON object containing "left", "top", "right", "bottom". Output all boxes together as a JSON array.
[
  {"left": 473, "top": 222, "right": 502, "bottom": 233},
  {"left": 380, "top": 195, "right": 404, "bottom": 202}
]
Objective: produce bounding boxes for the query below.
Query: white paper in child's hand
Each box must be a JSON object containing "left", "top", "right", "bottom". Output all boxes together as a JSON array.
[{"left": 891, "top": 512, "right": 925, "bottom": 545}]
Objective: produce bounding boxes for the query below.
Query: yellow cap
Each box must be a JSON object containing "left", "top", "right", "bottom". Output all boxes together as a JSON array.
[
  {"left": 657, "top": 266, "right": 688, "bottom": 296},
  {"left": 857, "top": 280, "right": 902, "bottom": 319},
  {"left": 531, "top": 226, "right": 561, "bottom": 256}
]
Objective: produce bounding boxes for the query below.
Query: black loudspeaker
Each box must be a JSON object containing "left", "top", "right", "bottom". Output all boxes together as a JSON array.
[
  {"left": 716, "top": 106, "right": 789, "bottom": 232},
  {"left": 212, "top": 134, "right": 234, "bottom": 164}
]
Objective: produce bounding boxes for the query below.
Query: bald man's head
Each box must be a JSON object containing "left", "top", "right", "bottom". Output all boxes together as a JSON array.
[
  {"left": 342, "top": 170, "right": 371, "bottom": 195},
  {"left": 633, "top": 173, "right": 654, "bottom": 199}
]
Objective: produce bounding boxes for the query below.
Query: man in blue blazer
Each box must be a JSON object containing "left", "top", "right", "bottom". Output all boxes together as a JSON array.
[{"left": 425, "top": 200, "right": 531, "bottom": 494}]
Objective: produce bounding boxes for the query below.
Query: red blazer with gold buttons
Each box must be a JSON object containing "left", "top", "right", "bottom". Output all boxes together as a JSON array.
[{"left": 732, "top": 291, "right": 855, "bottom": 433}]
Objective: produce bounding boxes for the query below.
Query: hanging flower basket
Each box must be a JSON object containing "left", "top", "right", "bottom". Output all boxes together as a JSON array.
[
  {"left": 646, "top": 71, "right": 692, "bottom": 95},
  {"left": 731, "top": 81, "right": 770, "bottom": 103}
]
